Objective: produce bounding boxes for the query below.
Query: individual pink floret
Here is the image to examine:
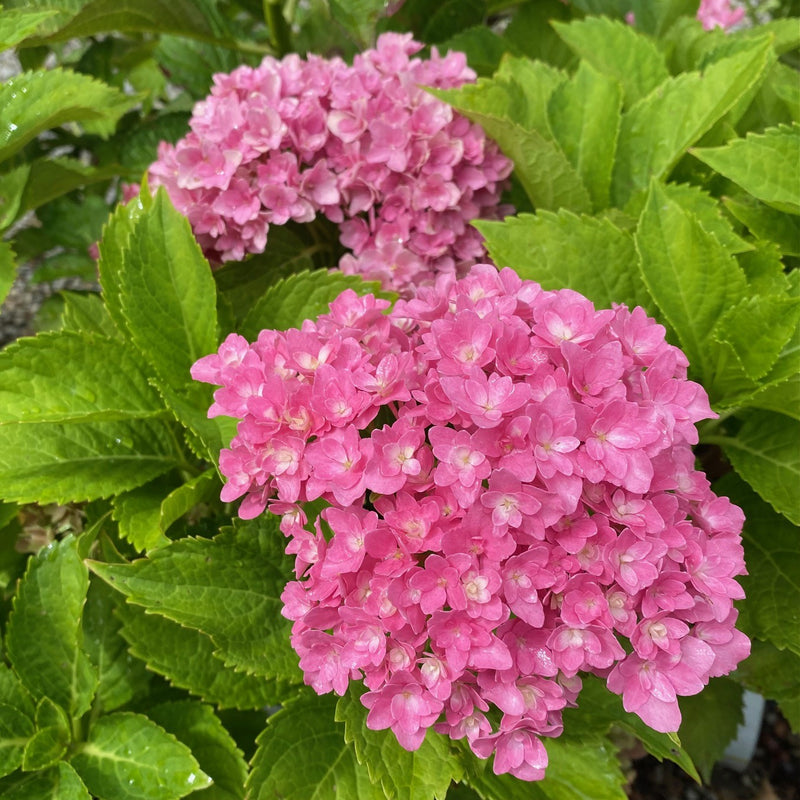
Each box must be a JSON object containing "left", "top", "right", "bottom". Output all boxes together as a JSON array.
[{"left": 193, "top": 265, "right": 749, "bottom": 781}]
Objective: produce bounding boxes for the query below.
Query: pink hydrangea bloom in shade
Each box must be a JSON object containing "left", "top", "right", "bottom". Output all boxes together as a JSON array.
[
  {"left": 696, "top": 0, "right": 746, "bottom": 30},
  {"left": 193, "top": 265, "right": 749, "bottom": 781},
  {"left": 144, "top": 33, "right": 512, "bottom": 296}
]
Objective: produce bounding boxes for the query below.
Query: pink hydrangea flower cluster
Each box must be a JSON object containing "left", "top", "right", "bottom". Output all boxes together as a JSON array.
[
  {"left": 146, "top": 33, "right": 512, "bottom": 295},
  {"left": 193, "top": 266, "right": 749, "bottom": 781},
  {"left": 697, "top": 0, "right": 746, "bottom": 30}
]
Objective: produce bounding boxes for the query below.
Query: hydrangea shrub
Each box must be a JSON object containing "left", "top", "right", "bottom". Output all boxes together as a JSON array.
[
  {"left": 193, "top": 266, "right": 750, "bottom": 780},
  {"left": 146, "top": 33, "right": 512, "bottom": 295}
]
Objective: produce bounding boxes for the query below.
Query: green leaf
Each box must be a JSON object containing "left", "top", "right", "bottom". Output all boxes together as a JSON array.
[
  {"left": 742, "top": 374, "right": 800, "bottom": 422},
  {"left": 0, "top": 331, "right": 167, "bottom": 425},
  {"left": 560, "top": 676, "right": 700, "bottom": 781},
  {"left": 692, "top": 123, "right": 800, "bottom": 215},
  {"left": 422, "top": 0, "right": 486, "bottom": 44},
  {"left": 552, "top": 16, "right": 669, "bottom": 108},
  {"left": 635, "top": 180, "right": 747, "bottom": 382},
  {"left": 439, "top": 27, "right": 519, "bottom": 77},
  {"left": 0, "top": 8, "right": 58, "bottom": 50},
  {"left": 678, "top": 678, "right": 743, "bottom": 781},
  {"left": 0, "top": 703, "right": 34, "bottom": 779},
  {"left": 547, "top": 60, "right": 622, "bottom": 211},
  {"left": 241, "top": 269, "right": 387, "bottom": 339},
  {"left": 0, "top": 761, "right": 90, "bottom": 800},
  {"left": 0, "top": 240, "right": 15, "bottom": 309},
  {"left": 248, "top": 692, "right": 381, "bottom": 800},
  {"left": 71, "top": 712, "right": 211, "bottom": 800},
  {"left": 724, "top": 195, "right": 800, "bottom": 256},
  {"left": 336, "top": 687, "right": 462, "bottom": 800},
  {"left": 5, "top": 536, "right": 97, "bottom": 718},
  {"left": 714, "top": 294, "right": 800, "bottom": 381},
  {"left": 734, "top": 639, "right": 800, "bottom": 732},
  {"left": 501, "top": 0, "right": 575, "bottom": 69},
  {"left": 463, "top": 735, "right": 627, "bottom": 800},
  {"left": 433, "top": 82, "right": 592, "bottom": 213},
  {"left": 82, "top": 577, "right": 151, "bottom": 714},
  {"left": 0, "top": 167, "right": 27, "bottom": 230},
  {"left": 149, "top": 701, "right": 247, "bottom": 800},
  {"left": 475, "top": 210, "right": 648, "bottom": 311},
  {"left": 330, "top": 0, "right": 390, "bottom": 46},
  {"left": 628, "top": 0, "right": 699, "bottom": 38},
  {"left": 28, "top": 0, "right": 238, "bottom": 48},
  {"left": 0, "top": 665, "right": 35, "bottom": 718},
  {"left": 89, "top": 518, "right": 300, "bottom": 681},
  {"left": 612, "top": 35, "right": 774, "bottom": 209},
  {"left": 718, "top": 472, "right": 800, "bottom": 654},
  {"left": 660, "top": 182, "right": 753, "bottom": 255},
  {"left": 0, "top": 68, "right": 138, "bottom": 161},
  {"left": 60, "top": 291, "right": 120, "bottom": 338},
  {"left": 720, "top": 411, "right": 800, "bottom": 526},
  {"left": 0, "top": 416, "right": 178, "bottom": 505},
  {"left": 34, "top": 698, "right": 70, "bottom": 738},
  {"left": 116, "top": 602, "right": 289, "bottom": 710},
  {"left": 22, "top": 726, "right": 69, "bottom": 772}
]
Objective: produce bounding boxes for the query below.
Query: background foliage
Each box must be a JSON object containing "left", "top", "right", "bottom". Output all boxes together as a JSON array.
[{"left": 0, "top": 1, "right": 798, "bottom": 798}]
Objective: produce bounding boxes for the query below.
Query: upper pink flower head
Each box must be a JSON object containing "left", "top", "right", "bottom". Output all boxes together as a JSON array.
[
  {"left": 194, "top": 265, "right": 749, "bottom": 780},
  {"left": 696, "top": 0, "right": 746, "bottom": 30},
  {"left": 147, "top": 34, "right": 513, "bottom": 296}
]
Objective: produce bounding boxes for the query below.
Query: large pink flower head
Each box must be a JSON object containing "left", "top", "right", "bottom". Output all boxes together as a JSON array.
[
  {"left": 146, "top": 33, "right": 512, "bottom": 296},
  {"left": 193, "top": 265, "right": 749, "bottom": 781}
]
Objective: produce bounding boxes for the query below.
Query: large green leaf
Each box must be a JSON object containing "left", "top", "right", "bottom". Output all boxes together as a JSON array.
[
  {"left": 0, "top": 8, "right": 58, "bottom": 49},
  {"left": 0, "top": 703, "right": 35, "bottom": 779},
  {"left": 149, "top": 701, "right": 247, "bottom": 800},
  {"left": 724, "top": 195, "right": 800, "bottom": 256},
  {"left": 0, "top": 68, "right": 137, "bottom": 162},
  {"left": 82, "top": 577, "right": 151, "bottom": 714},
  {"left": 476, "top": 210, "right": 648, "bottom": 311},
  {"left": 692, "top": 124, "right": 800, "bottom": 215},
  {"left": 734, "top": 639, "right": 800, "bottom": 731},
  {"left": 552, "top": 16, "right": 669, "bottom": 109},
  {"left": 547, "top": 60, "right": 622, "bottom": 211},
  {"left": 240, "top": 270, "right": 387, "bottom": 339},
  {"left": 0, "top": 761, "right": 90, "bottom": 800},
  {"left": 719, "top": 411, "right": 800, "bottom": 526},
  {"left": 90, "top": 518, "right": 300, "bottom": 680},
  {"left": 678, "top": 678, "right": 743, "bottom": 781},
  {"left": 116, "top": 602, "right": 290, "bottom": 709},
  {"left": 612, "top": 35, "right": 774, "bottom": 209},
  {"left": 5, "top": 536, "right": 98, "bottom": 718},
  {"left": 463, "top": 735, "right": 627, "bottom": 800},
  {"left": 635, "top": 181, "right": 747, "bottom": 383},
  {"left": 717, "top": 473, "right": 800, "bottom": 655},
  {"left": 0, "top": 331, "right": 166, "bottom": 425},
  {"left": 71, "top": 712, "right": 211, "bottom": 800},
  {"left": 248, "top": 692, "right": 382, "bottom": 800},
  {"left": 25, "top": 0, "right": 239, "bottom": 48},
  {"left": 336, "top": 687, "right": 462, "bottom": 800}
]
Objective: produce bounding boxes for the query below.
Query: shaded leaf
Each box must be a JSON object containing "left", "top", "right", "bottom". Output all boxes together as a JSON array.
[
  {"left": 724, "top": 195, "right": 800, "bottom": 256},
  {"left": 5, "top": 536, "right": 97, "bottom": 718},
  {"left": 0, "top": 761, "right": 90, "bottom": 800},
  {"left": 0, "top": 240, "right": 15, "bottom": 309},
  {"left": 0, "top": 703, "right": 34, "bottom": 779}
]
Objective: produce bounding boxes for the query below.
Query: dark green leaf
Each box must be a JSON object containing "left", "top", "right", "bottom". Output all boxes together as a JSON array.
[
  {"left": 149, "top": 701, "right": 247, "bottom": 800},
  {"left": 22, "top": 725, "right": 69, "bottom": 772},
  {"left": 247, "top": 692, "right": 382, "bottom": 800},
  {"left": 82, "top": 577, "right": 151, "bottom": 714},
  {"left": 89, "top": 518, "right": 300, "bottom": 680},
  {"left": 71, "top": 712, "right": 211, "bottom": 800},
  {"left": 0, "top": 665, "right": 35, "bottom": 718},
  {"left": 422, "top": 0, "right": 486, "bottom": 44},
  {"left": 0, "top": 240, "right": 15, "bottom": 309},
  {"left": 5, "top": 536, "right": 97, "bottom": 718},
  {"left": 0, "top": 761, "right": 90, "bottom": 800},
  {"left": 678, "top": 678, "right": 743, "bottom": 781},
  {"left": 240, "top": 269, "right": 387, "bottom": 339},
  {"left": 116, "top": 602, "right": 290, "bottom": 710},
  {"left": 0, "top": 703, "right": 34, "bottom": 779},
  {"left": 336, "top": 687, "right": 462, "bottom": 800},
  {"left": 501, "top": 1, "right": 576, "bottom": 69},
  {"left": 734, "top": 639, "right": 800, "bottom": 731},
  {"left": 720, "top": 411, "right": 800, "bottom": 525},
  {"left": 724, "top": 195, "right": 800, "bottom": 256},
  {"left": 476, "top": 210, "right": 649, "bottom": 311},
  {"left": 439, "top": 27, "right": 519, "bottom": 77}
]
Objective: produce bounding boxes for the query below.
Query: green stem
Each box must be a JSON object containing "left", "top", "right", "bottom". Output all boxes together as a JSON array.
[
  {"left": 264, "top": 0, "right": 292, "bottom": 57},
  {"left": 698, "top": 434, "right": 734, "bottom": 448}
]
